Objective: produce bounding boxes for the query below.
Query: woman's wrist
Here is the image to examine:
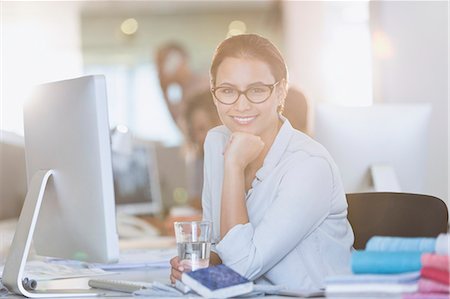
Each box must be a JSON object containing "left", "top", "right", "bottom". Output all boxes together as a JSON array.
[{"left": 224, "top": 158, "right": 246, "bottom": 173}]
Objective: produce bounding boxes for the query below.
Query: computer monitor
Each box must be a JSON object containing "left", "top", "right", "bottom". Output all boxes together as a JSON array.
[
  {"left": 2, "top": 75, "right": 119, "bottom": 297},
  {"left": 0, "top": 131, "right": 27, "bottom": 220},
  {"left": 110, "top": 126, "right": 162, "bottom": 216},
  {"left": 314, "top": 103, "right": 432, "bottom": 193}
]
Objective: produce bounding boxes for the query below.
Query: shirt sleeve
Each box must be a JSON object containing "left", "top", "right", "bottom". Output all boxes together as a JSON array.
[
  {"left": 215, "top": 155, "right": 334, "bottom": 280},
  {"left": 201, "top": 135, "right": 213, "bottom": 223},
  {"left": 201, "top": 131, "right": 222, "bottom": 246}
]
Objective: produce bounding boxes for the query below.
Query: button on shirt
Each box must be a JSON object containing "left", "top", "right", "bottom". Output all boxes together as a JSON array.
[{"left": 201, "top": 119, "right": 354, "bottom": 289}]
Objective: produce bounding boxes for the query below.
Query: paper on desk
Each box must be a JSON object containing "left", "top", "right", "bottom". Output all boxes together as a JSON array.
[
  {"left": 135, "top": 283, "right": 321, "bottom": 298},
  {"left": 0, "top": 261, "right": 110, "bottom": 281},
  {"left": 134, "top": 281, "right": 188, "bottom": 297},
  {"left": 238, "top": 284, "right": 325, "bottom": 298},
  {"left": 26, "top": 261, "right": 109, "bottom": 281},
  {"left": 325, "top": 271, "right": 420, "bottom": 284},
  {"left": 86, "top": 248, "right": 177, "bottom": 270},
  {"left": 0, "top": 280, "right": 8, "bottom": 297}
]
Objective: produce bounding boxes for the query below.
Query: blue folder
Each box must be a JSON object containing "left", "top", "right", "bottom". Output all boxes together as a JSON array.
[
  {"left": 351, "top": 251, "right": 422, "bottom": 274},
  {"left": 366, "top": 236, "right": 436, "bottom": 253}
]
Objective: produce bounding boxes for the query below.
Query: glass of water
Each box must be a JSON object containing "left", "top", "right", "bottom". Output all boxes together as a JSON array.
[{"left": 174, "top": 221, "right": 212, "bottom": 272}]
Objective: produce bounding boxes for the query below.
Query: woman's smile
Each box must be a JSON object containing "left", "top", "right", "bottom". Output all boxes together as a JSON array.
[{"left": 231, "top": 115, "right": 257, "bottom": 125}]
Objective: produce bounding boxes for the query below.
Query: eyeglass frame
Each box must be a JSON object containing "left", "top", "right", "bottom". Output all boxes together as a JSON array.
[{"left": 211, "top": 81, "right": 281, "bottom": 105}]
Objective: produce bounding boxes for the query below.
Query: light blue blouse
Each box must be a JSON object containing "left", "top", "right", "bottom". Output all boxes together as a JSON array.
[{"left": 201, "top": 119, "right": 354, "bottom": 289}]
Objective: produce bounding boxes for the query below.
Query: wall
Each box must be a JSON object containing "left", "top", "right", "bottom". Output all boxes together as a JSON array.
[
  {"left": 282, "top": 1, "right": 372, "bottom": 107},
  {"left": 283, "top": 1, "right": 448, "bottom": 203},
  {"left": 1, "top": 2, "right": 83, "bottom": 135},
  {"left": 370, "top": 1, "right": 448, "bottom": 203},
  {"left": 282, "top": 1, "right": 327, "bottom": 105}
]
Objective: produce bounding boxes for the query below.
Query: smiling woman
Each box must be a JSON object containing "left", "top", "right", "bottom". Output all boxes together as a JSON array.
[
  {"left": 212, "top": 57, "right": 283, "bottom": 143},
  {"left": 169, "top": 34, "right": 354, "bottom": 290}
]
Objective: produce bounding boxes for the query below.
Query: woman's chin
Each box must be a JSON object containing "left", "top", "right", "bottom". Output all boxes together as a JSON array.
[{"left": 230, "top": 126, "right": 258, "bottom": 135}]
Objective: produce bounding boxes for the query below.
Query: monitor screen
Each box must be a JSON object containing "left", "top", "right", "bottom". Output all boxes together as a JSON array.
[
  {"left": 111, "top": 128, "right": 162, "bottom": 215},
  {"left": 314, "top": 103, "right": 431, "bottom": 193}
]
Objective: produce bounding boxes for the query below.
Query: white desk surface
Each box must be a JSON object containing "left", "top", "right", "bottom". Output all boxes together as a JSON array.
[
  {"left": 2, "top": 266, "right": 404, "bottom": 299},
  {"left": 4, "top": 267, "right": 169, "bottom": 298},
  {"left": 0, "top": 222, "right": 403, "bottom": 299}
]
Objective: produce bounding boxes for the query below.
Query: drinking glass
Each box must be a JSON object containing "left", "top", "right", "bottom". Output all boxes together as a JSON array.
[{"left": 174, "top": 221, "right": 212, "bottom": 271}]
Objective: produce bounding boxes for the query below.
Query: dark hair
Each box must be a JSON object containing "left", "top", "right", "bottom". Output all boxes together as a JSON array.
[
  {"left": 156, "top": 42, "right": 188, "bottom": 69},
  {"left": 210, "top": 34, "right": 288, "bottom": 86},
  {"left": 184, "top": 90, "right": 220, "bottom": 144},
  {"left": 157, "top": 42, "right": 187, "bottom": 58}
]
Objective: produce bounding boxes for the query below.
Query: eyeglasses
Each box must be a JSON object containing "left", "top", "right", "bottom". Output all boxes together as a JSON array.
[{"left": 211, "top": 81, "right": 280, "bottom": 105}]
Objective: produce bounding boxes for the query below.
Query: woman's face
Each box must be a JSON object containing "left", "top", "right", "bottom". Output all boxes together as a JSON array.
[{"left": 213, "top": 57, "right": 284, "bottom": 138}]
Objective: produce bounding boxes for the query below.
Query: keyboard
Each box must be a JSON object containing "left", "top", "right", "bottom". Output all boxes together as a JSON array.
[
  {"left": 88, "top": 279, "right": 153, "bottom": 293},
  {"left": 88, "top": 279, "right": 183, "bottom": 295}
]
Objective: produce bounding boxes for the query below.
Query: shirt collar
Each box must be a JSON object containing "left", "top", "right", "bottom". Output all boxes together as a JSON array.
[{"left": 254, "top": 117, "right": 294, "bottom": 182}]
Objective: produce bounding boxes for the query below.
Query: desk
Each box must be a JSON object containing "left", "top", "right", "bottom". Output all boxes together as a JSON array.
[
  {"left": 4, "top": 267, "right": 170, "bottom": 299},
  {"left": 1, "top": 266, "right": 404, "bottom": 299},
  {"left": 0, "top": 221, "right": 403, "bottom": 299}
]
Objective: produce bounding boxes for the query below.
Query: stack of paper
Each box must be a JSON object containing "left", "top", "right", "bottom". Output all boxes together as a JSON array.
[
  {"left": 47, "top": 248, "right": 177, "bottom": 271},
  {"left": 325, "top": 235, "right": 438, "bottom": 297},
  {"left": 404, "top": 239, "right": 450, "bottom": 299},
  {"left": 86, "top": 248, "right": 177, "bottom": 270},
  {"left": 0, "top": 260, "right": 109, "bottom": 281},
  {"left": 325, "top": 271, "right": 420, "bottom": 296}
]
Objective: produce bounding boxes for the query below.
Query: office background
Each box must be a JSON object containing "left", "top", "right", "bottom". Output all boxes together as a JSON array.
[{"left": 1, "top": 1, "right": 448, "bottom": 215}]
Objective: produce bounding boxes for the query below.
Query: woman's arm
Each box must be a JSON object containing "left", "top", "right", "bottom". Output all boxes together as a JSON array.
[
  {"left": 216, "top": 156, "right": 334, "bottom": 280},
  {"left": 220, "top": 162, "right": 248, "bottom": 238},
  {"left": 220, "top": 132, "right": 264, "bottom": 238}
]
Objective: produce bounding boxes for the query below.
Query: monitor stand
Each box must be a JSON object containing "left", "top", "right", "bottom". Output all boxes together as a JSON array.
[
  {"left": 370, "top": 164, "right": 402, "bottom": 192},
  {"left": 2, "top": 170, "right": 100, "bottom": 298}
]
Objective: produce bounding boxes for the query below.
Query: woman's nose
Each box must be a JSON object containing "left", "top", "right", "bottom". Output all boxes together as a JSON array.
[{"left": 235, "top": 93, "right": 251, "bottom": 111}]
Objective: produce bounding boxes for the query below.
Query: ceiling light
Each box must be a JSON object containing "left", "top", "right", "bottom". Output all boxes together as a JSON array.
[
  {"left": 120, "top": 18, "right": 138, "bottom": 35},
  {"left": 227, "top": 20, "right": 247, "bottom": 37}
]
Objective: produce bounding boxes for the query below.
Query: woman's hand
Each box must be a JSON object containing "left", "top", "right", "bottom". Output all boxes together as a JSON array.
[
  {"left": 169, "top": 256, "right": 183, "bottom": 284},
  {"left": 170, "top": 253, "right": 222, "bottom": 284},
  {"left": 223, "top": 132, "right": 265, "bottom": 170}
]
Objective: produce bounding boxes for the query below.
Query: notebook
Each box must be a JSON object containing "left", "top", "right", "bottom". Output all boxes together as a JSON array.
[{"left": 181, "top": 264, "right": 253, "bottom": 298}]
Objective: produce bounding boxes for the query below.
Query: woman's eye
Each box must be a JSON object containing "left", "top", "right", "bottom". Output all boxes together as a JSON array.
[
  {"left": 250, "top": 87, "right": 266, "bottom": 93},
  {"left": 220, "top": 88, "right": 235, "bottom": 94}
]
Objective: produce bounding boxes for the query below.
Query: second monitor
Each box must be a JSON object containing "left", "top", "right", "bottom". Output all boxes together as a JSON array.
[
  {"left": 314, "top": 103, "right": 432, "bottom": 193},
  {"left": 111, "top": 125, "right": 163, "bottom": 216}
]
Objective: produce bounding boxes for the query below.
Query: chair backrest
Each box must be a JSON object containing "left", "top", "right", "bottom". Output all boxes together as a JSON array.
[
  {"left": 346, "top": 192, "right": 448, "bottom": 250},
  {"left": 283, "top": 87, "right": 309, "bottom": 134}
]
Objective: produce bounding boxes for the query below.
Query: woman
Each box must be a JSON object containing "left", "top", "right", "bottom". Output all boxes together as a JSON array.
[{"left": 170, "top": 34, "right": 354, "bottom": 289}]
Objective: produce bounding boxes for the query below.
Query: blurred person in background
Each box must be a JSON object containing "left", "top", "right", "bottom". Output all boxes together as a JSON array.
[
  {"left": 284, "top": 86, "right": 309, "bottom": 135},
  {"left": 155, "top": 42, "right": 210, "bottom": 137},
  {"left": 183, "top": 90, "right": 221, "bottom": 210},
  {"left": 156, "top": 43, "right": 220, "bottom": 228}
]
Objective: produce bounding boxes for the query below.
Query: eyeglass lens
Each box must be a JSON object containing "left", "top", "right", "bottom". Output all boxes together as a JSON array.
[{"left": 215, "top": 85, "right": 272, "bottom": 104}]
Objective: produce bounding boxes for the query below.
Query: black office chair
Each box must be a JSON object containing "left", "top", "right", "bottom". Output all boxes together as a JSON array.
[{"left": 346, "top": 192, "right": 448, "bottom": 250}]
